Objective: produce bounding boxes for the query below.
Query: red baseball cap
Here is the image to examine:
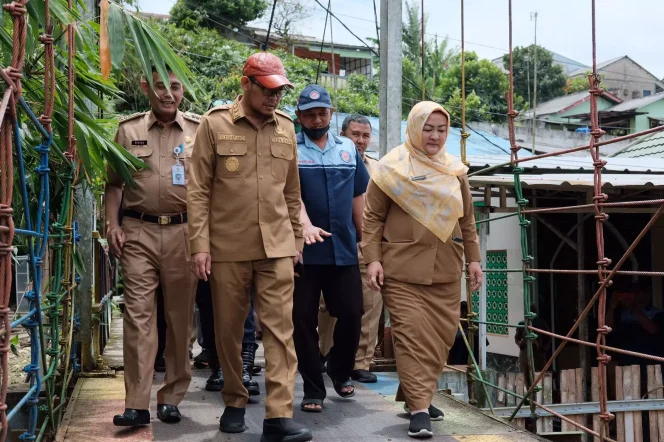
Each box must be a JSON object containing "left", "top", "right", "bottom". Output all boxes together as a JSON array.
[{"left": 242, "top": 52, "right": 294, "bottom": 89}]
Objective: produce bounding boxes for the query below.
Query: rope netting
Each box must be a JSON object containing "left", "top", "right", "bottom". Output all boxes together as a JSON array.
[
  {"left": 455, "top": 1, "right": 664, "bottom": 441},
  {"left": 0, "top": 0, "right": 80, "bottom": 438}
]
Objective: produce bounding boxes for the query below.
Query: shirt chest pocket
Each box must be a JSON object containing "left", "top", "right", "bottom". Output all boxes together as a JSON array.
[
  {"left": 129, "top": 147, "right": 154, "bottom": 179},
  {"left": 216, "top": 142, "right": 248, "bottom": 178},
  {"left": 270, "top": 142, "right": 294, "bottom": 181}
]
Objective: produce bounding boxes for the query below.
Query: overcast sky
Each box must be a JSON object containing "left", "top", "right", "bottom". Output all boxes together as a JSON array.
[{"left": 137, "top": 0, "right": 664, "bottom": 80}]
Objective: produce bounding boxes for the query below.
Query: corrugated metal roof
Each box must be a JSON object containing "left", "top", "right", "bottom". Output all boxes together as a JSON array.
[
  {"left": 325, "top": 112, "right": 515, "bottom": 156},
  {"left": 611, "top": 130, "right": 664, "bottom": 158},
  {"left": 469, "top": 173, "right": 664, "bottom": 188},
  {"left": 519, "top": 91, "right": 589, "bottom": 119},
  {"left": 606, "top": 91, "right": 664, "bottom": 112},
  {"left": 467, "top": 154, "right": 664, "bottom": 173}
]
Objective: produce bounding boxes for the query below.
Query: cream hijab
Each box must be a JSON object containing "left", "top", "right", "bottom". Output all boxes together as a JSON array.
[{"left": 372, "top": 101, "right": 469, "bottom": 243}]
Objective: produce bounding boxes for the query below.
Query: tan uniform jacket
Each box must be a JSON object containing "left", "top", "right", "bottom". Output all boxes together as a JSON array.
[
  {"left": 363, "top": 174, "right": 480, "bottom": 285},
  {"left": 187, "top": 96, "right": 304, "bottom": 262},
  {"left": 108, "top": 110, "right": 200, "bottom": 214},
  {"left": 358, "top": 154, "right": 378, "bottom": 264}
]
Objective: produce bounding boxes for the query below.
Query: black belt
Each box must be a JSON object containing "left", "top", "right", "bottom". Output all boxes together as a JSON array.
[{"left": 123, "top": 210, "right": 187, "bottom": 225}]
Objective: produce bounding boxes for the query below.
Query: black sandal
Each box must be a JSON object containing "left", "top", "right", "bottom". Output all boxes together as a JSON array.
[
  {"left": 332, "top": 379, "right": 356, "bottom": 398},
  {"left": 300, "top": 398, "right": 324, "bottom": 412}
]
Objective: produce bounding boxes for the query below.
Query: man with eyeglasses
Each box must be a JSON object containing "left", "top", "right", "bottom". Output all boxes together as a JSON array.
[{"left": 187, "top": 52, "right": 312, "bottom": 442}]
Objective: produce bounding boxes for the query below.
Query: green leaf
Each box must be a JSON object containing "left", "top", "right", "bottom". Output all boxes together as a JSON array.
[
  {"left": 73, "top": 249, "right": 86, "bottom": 274},
  {"left": 108, "top": 3, "right": 125, "bottom": 70},
  {"left": 125, "top": 13, "right": 153, "bottom": 88},
  {"left": 141, "top": 23, "right": 198, "bottom": 101},
  {"left": 141, "top": 27, "right": 170, "bottom": 96},
  {"left": 10, "top": 335, "right": 19, "bottom": 357}
]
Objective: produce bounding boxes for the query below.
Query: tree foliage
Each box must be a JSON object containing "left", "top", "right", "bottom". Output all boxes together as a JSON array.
[
  {"left": 272, "top": 0, "right": 311, "bottom": 51},
  {"left": 1, "top": 0, "right": 196, "bottom": 192},
  {"left": 170, "top": 0, "right": 268, "bottom": 30},
  {"left": 115, "top": 21, "right": 321, "bottom": 115},
  {"left": 437, "top": 52, "right": 510, "bottom": 123},
  {"left": 332, "top": 74, "right": 380, "bottom": 116},
  {"left": 504, "top": 45, "right": 567, "bottom": 106},
  {"left": 445, "top": 89, "right": 488, "bottom": 124}
]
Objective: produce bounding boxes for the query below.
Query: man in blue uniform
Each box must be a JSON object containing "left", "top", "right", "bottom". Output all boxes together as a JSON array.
[{"left": 293, "top": 85, "right": 370, "bottom": 412}]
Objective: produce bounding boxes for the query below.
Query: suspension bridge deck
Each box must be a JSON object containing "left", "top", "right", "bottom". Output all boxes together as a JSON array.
[{"left": 55, "top": 316, "right": 544, "bottom": 442}]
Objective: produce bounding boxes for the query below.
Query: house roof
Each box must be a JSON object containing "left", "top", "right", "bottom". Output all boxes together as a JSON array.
[
  {"left": 611, "top": 129, "right": 664, "bottom": 158},
  {"left": 518, "top": 90, "right": 621, "bottom": 120},
  {"left": 247, "top": 27, "right": 373, "bottom": 54},
  {"left": 569, "top": 56, "right": 664, "bottom": 89},
  {"left": 469, "top": 173, "right": 664, "bottom": 189},
  {"left": 568, "top": 56, "right": 624, "bottom": 77},
  {"left": 325, "top": 112, "right": 516, "bottom": 157},
  {"left": 466, "top": 153, "right": 664, "bottom": 173},
  {"left": 604, "top": 91, "right": 664, "bottom": 112}
]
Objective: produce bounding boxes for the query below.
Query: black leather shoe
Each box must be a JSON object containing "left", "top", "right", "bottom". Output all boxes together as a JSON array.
[
  {"left": 154, "top": 355, "right": 166, "bottom": 373},
  {"left": 242, "top": 343, "right": 260, "bottom": 396},
  {"left": 219, "top": 406, "right": 247, "bottom": 433},
  {"left": 157, "top": 404, "right": 181, "bottom": 423},
  {"left": 261, "top": 418, "right": 312, "bottom": 442},
  {"left": 194, "top": 348, "right": 217, "bottom": 368},
  {"left": 351, "top": 369, "right": 377, "bottom": 383},
  {"left": 113, "top": 408, "right": 150, "bottom": 427},
  {"left": 206, "top": 367, "right": 224, "bottom": 391}
]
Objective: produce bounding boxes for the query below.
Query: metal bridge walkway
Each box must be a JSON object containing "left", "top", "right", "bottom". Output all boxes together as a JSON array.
[{"left": 55, "top": 316, "right": 544, "bottom": 442}]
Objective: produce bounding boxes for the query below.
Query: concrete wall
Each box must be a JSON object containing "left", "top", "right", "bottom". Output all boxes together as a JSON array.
[
  {"left": 635, "top": 99, "right": 664, "bottom": 132},
  {"left": 469, "top": 121, "right": 632, "bottom": 156},
  {"left": 571, "top": 57, "right": 664, "bottom": 101}
]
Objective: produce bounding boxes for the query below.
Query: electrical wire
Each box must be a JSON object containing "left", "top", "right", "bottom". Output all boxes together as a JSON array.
[{"left": 316, "top": 0, "right": 332, "bottom": 84}]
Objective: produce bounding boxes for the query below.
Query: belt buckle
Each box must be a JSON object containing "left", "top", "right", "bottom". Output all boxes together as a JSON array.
[{"left": 158, "top": 215, "right": 171, "bottom": 225}]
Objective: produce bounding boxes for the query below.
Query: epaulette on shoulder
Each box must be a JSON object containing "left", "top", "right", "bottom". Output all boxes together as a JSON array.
[
  {"left": 275, "top": 109, "right": 293, "bottom": 121},
  {"left": 206, "top": 104, "right": 232, "bottom": 116},
  {"left": 183, "top": 111, "right": 202, "bottom": 123},
  {"left": 118, "top": 112, "right": 146, "bottom": 124}
]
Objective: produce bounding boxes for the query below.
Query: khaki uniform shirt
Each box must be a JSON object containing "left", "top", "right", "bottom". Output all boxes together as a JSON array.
[
  {"left": 187, "top": 96, "right": 303, "bottom": 262},
  {"left": 358, "top": 154, "right": 378, "bottom": 264},
  {"left": 363, "top": 174, "right": 481, "bottom": 285},
  {"left": 108, "top": 110, "right": 201, "bottom": 215}
]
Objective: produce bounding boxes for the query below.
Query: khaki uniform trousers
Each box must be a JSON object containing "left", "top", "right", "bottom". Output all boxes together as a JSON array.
[
  {"left": 385, "top": 279, "right": 460, "bottom": 411},
  {"left": 210, "top": 258, "right": 298, "bottom": 418},
  {"left": 319, "top": 261, "right": 382, "bottom": 370},
  {"left": 120, "top": 217, "right": 197, "bottom": 409}
]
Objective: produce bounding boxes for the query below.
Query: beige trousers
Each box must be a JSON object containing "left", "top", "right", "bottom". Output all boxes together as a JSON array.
[
  {"left": 120, "top": 217, "right": 196, "bottom": 409},
  {"left": 384, "top": 279, "right": 461, "bottom": 411},
  {"left": 319, "top": 262, "right": 382, "bottom": 370},
  {"left": 210, "top": 258, "right": 297, "bottom": 418}
]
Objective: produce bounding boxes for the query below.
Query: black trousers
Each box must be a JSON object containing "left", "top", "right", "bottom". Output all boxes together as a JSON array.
[
  {"left": 293, "top": 264, "right": 363, "bottom": 400},
  {"left": 196, "top": 279, "right": 217, "bottom": 352}
]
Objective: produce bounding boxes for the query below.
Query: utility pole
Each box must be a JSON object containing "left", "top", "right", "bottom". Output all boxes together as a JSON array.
[
  {"left": 531, "top": 11, "right": 538, "bottom": 154},
  {"left": 379, "top": 0, "right": 402, "bottom": 158},
  {"left": 329, "top": 0, "right": 340, "bottom": 132},
  {"left": 421, "top": 0, "right": 425, "bottom": 100}
]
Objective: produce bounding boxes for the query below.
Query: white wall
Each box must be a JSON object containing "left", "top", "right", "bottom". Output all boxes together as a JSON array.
[{"left": 465, "top": 196, "right": 523, "bottom": 358}]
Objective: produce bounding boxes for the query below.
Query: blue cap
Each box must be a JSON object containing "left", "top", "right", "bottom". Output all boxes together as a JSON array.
[{"left": 297, "top": 84, "right": 333, "bottom": 111}]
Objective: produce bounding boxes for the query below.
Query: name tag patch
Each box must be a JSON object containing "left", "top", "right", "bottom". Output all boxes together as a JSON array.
[
  {"left": 131, "top": 140, "right": 148, "bottom": 145},
  {"left": 271, "top": 137, "right": 293, "bottom": 146},
  {"left": 218, "top": 134, "right": 246, "bottom": 142}
]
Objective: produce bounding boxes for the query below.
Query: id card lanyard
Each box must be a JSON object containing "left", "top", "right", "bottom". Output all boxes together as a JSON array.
[{"left": 172, "top": 143, "right": 185, "bottom": 185}]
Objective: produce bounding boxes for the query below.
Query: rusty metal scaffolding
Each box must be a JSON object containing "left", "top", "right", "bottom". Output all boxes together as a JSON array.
[{"left": 458, "top": 1, "right": 664, "bottom": 441}]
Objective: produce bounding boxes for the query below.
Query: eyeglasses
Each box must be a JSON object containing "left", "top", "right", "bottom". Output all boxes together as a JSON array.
[{"left": 249, "top": 77, "right": 290, "bottom": 98}]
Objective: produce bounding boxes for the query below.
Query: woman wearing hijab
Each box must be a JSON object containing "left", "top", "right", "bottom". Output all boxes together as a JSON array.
[{"left": 362, "top": 102, "right": 483, "bottom": 439}]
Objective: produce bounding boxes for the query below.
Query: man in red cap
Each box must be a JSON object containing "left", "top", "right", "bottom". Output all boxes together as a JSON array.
[{"left": 187, "top": 52, "right": 312, "bottom": 442}]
